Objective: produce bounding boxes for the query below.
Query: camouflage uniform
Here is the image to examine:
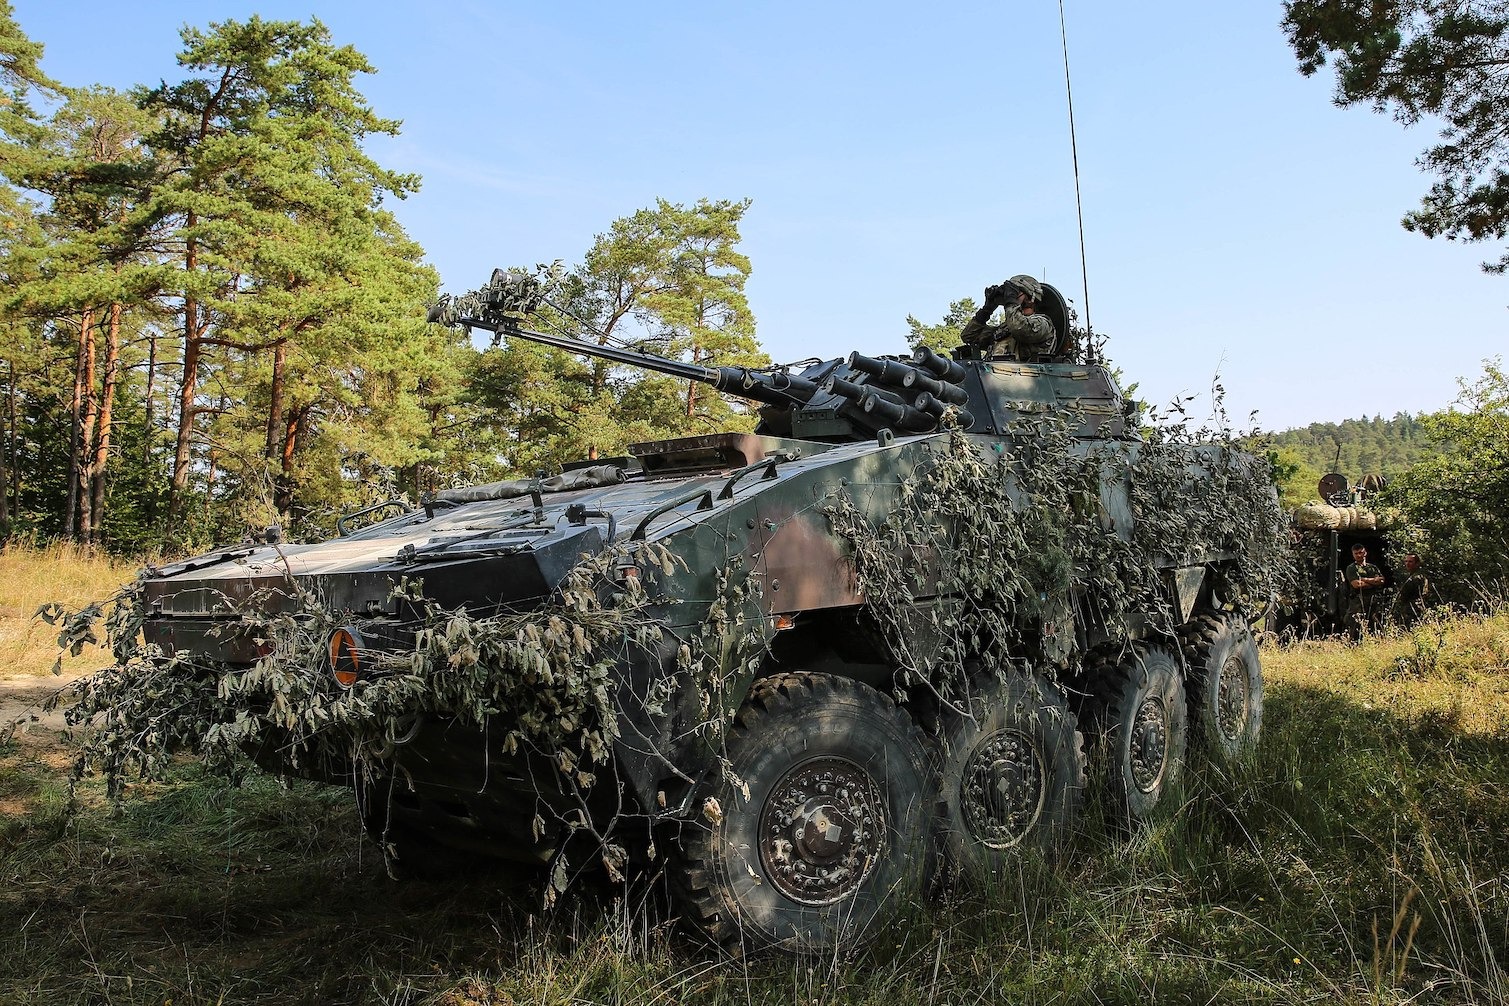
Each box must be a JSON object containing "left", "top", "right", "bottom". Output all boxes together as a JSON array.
[
  {"left": 960, "top": 275, "right": 1057, "bottom": 359},
  {"left": 1393, "top": 569, "right": 1431, "bottom": 627},
  {"left": 961, "top": 307, "right": 1057, "bottom": 359},
  {"left": 1343, "top": 559, "right": 1383, "bottom": 639}
]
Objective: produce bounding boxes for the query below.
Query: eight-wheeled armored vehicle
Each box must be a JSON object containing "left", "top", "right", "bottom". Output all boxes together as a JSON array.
[{"left": 129, "top": 270, "right": 1280, "bottom": 951}]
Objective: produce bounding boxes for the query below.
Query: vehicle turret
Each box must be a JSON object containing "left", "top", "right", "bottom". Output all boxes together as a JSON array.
[{"left": 431, "top": 269, "right": 1127, "bottom": 443}]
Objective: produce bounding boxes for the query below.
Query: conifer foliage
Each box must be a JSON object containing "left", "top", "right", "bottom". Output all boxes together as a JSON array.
[
  {"left": 1284, "top": 0, "right": 1509, "bottom": 272},
  {"left": 0, "top": 12, "right": 768, "bottom": 552}
]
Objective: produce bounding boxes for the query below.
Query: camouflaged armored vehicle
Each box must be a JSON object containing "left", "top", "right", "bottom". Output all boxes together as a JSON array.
[{"left": 123, "top": 269, "right": 1282, "bottom": 952}]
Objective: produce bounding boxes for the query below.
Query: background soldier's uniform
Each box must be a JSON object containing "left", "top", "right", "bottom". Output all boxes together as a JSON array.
[
  {"left": 961, "top": 305, "right": 1056, "bottom": 359},
  {"left": 1394, "top": 570, "right": 1431, "bottom": 627},
  {"left": 1344, "top": 560, "right": 1383, "bottom": 638}
]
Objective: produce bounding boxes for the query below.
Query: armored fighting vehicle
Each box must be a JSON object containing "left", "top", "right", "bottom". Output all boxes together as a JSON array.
[{"left": 126, "top": 270, "right": 1280, "bottom": 952}]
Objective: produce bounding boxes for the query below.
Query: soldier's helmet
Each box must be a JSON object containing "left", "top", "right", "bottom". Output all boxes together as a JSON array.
[{"left": 1009, "top": 274, "right": 1043, "bottom": 301}]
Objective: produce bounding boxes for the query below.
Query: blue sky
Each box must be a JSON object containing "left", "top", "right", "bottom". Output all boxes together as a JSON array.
[{"left": 15, "top": 1, "right": 1506, "bottom": 431}]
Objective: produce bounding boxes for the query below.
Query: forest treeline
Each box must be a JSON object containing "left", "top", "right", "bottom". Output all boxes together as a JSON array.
[
  {"left": 1253, "top": 413, "right": 1439, "bottom": 506},
  {"left": 0, "top": 11, "right": 764, "bottom": 553}
]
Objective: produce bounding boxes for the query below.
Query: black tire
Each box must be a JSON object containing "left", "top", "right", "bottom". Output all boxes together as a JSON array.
[
  {"left": 1084, "top": 646, "right": 1187, "bottom": 827},
  {"left": 357, "top": 777, "right": 474, "bottom": 881},
  {"left": 672, "top": 672, "right": 932, "bottom": 952},
  {"left": 936, "top": 672, "right": 1085, "bottom": 878},
  {"left": 1179, "top": 612, "right": 1264, "bottom": 762}
]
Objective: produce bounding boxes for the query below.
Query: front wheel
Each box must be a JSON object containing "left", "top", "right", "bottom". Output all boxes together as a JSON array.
[{"left": 671, "top": 673, "right": 932, "bottom": 952}]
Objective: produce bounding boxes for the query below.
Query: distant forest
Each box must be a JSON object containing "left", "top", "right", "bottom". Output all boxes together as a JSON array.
[
  {"left": 1250, "top": 413, "right": 1439, "bottom": 505},
  {"left": 1265, "top": 414, "right": 1436, "bottom": 477}
]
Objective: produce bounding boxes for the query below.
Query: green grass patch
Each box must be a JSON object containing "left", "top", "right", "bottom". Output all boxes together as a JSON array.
[{"left": 3, "top": 614, "right": 1507, "bottom": 1004}]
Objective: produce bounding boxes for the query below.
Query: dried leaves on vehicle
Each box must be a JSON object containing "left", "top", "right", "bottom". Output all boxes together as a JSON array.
[
  {"left": 46, "top": 542, "right": 680, "bottom": 799},
  {"left": 825, "top": 412, "right": 1286, "bottom": 705}
]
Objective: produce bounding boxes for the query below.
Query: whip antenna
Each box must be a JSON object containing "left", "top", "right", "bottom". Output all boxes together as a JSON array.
[{"left": 1058, "top": 0, "right": 1094, "bottom": 360}]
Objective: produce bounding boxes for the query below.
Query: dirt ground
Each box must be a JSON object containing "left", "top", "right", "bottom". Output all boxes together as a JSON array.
[{"left": 0, "top": 671, "right": 81, "bottom": 742}]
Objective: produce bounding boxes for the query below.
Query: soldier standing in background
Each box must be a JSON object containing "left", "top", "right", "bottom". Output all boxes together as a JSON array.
[
  {"left": 1394, "top": 553, "right": 1431, "bottom": 628},
  {"left": 960, "top": 274, "right": 1058, "bottom": 359},
  {"left": 1344, "top": 542, "right": 1385, "bottom": 640}
]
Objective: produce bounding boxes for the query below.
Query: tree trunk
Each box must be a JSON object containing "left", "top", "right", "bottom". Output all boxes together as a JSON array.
[
  {"left": 6, "top": 359, "right": 17, "bottom": 524},
  {"left": 143, "top": 326, "right": 156, "bottom": 464},
  {"left": 78, "top": 309, "right": 99, "bottom": 542},
  {"left": 265, "top": 339, "right": 286, "bottom": 459},
  {"left": 0, "top": 361, "right": 10, "bottom": 534},
  {"left": 88, "top": 301, "right": 123, "bottom": 540},
  {"left": 66, "top": 308, "right": 98, "bottom": 541},
  {"left": 277, "top": 404, "right": 309, "bottom": 516},
  {"left": 167, "top": 233, "right": 203, "bottom": 525}
]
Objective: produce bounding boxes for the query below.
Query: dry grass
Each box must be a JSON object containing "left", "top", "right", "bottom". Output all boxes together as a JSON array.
[
  {"left": 0, "top": 544, "right": 138, "bottom": 679},
  {"left": 1264, "top": 611, "right": 1509, "bottom": 736}
]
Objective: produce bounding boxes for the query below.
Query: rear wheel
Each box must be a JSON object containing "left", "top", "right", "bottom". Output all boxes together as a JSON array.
[
  {"left": 1180, "top": 612, "right": 1263, "bottom": 762},
  {"left": 1085, "top": 646, "right": 1187, "bottom": 827},
  {"left": 936, "top": 672, "right": 1085, "bottom": 878},
  {"left": 672, "top": 673, "right": 932, "bottom": 952}
]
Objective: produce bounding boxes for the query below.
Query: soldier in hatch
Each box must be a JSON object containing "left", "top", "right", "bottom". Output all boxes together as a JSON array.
[{"left": 960, "top": 274, "right": 1057, "bottom": 359}]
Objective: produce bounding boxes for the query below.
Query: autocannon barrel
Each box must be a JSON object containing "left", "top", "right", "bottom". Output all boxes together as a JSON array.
[
  {"left": 717, "top": 367, "right": 822, "bottom": 408},
  {"left": 449, "top": 312, "right": 818, "bottom": 410},
  {"left": 765, "top": 371, "right": 821, "bottom": 400}
]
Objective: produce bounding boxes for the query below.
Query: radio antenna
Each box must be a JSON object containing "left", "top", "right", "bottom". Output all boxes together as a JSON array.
[{"left": 1058, "top": 0, "right": 1095, "bottom": 361}]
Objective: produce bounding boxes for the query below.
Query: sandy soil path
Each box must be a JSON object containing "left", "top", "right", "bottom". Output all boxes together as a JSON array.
[{"left": 1, "top": 670, "right": 85, "bottom": 735}]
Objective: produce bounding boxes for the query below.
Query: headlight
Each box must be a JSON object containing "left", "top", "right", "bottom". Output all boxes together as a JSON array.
[{"left": 328, "top": 626, "right": 364, "bottom": 687}]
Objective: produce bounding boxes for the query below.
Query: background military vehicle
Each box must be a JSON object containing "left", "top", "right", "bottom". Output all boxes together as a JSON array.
[
  {"left": 132, "top": 269, "right": 1278, "bottom": 952},
  {"left": 1275, "top": 472, "right": 1397, "bottom": 638}
]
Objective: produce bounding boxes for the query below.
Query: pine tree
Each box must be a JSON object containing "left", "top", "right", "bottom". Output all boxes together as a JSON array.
[{"left": 137, "top": 16, "right": 421, "bottom": 536}]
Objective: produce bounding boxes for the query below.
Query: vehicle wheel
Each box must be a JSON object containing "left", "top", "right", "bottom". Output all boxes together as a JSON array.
[
  {"left": 1179, "top": 612, "right": 1264, "bottom": 762},
  {"left": 672, "top": 672, "right": 932, "bottom": 952},
  {"left": 936, "top": 672, "right": 1085, "bottom": 878},
  {"left": 358, "top": 777, "right": 470, "bottom": 880},
  {"left": 1085, "top": 646, "right": 1187, "bottom": 827}
]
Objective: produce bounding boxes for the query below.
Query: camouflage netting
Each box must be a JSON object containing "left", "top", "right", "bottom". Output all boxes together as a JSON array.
[
  {"left": 39, "top": 404, "right": 1285, "bottom": 892},
  {"left": 825, "top": 414, "right": 1287, "bottom": 703}
]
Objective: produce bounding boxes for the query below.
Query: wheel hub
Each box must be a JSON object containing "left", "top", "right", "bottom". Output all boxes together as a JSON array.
[
  {"left": 1129, "top": 696, "right": 1169, "bottom": 793},
  {"left": 1216, "top": 654, "right": 1250, "bottom": 741},
  {"left": 758, "top": 757, "right": 885, "bottom": 906},
  {"left": 960, "top": 728, "right": 1046, "bottom": 849}
]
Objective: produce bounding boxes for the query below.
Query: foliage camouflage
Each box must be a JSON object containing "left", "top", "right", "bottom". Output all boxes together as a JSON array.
[
  {"left": 46, "top": 544, "right": 671, "bottom": 796},
  {"left": 829, "top": 416, "right": 1287, "bottom": 708}
]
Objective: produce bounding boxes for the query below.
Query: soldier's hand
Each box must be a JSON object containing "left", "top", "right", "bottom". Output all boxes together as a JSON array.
[{"left": 983, "top": 284, "right": 1005, "bottom": 305}]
